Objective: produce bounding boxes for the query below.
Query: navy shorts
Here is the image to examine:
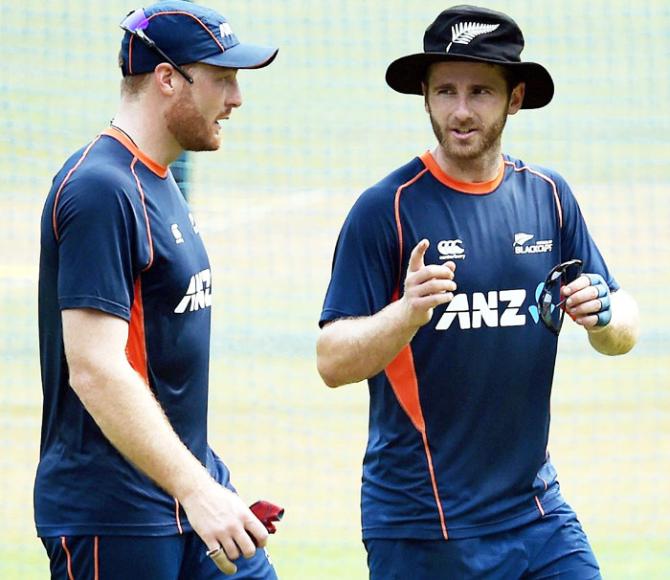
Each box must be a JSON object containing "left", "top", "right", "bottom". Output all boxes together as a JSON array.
[
  {"left": 365, "top": 503, "right": 601, "bottom": 579},
  {"left": 41, "top": 532, "right": 278, "bottom": 580}
]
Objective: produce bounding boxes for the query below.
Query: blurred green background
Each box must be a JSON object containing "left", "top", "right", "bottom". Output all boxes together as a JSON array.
[{"left": 1, "top": 0, "right": 668, "bottom": 578}]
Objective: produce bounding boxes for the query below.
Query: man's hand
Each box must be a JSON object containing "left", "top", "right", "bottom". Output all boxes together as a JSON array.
[
  {"left": 561, "top": 273, "right": 611, "bottom": 330},
  {"left": 316, "top": 239, "right": 457, "bottom": 387},
  {"left": 181, "top": 480, "right": 269, "bottom": 575},
  {"left": 401, "top": 239, "right": 457, "bottom": 328}
]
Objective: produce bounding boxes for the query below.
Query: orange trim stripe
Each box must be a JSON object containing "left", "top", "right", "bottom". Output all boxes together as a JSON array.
[
  {"left": 504, "top": 161, "right": 563, "bottom": 228},
  {"left": 61, "top": 536, "right": 75, "bottom": 580},
  {"left": 534, "top": 496, "right": 546, "bottom": 517},
  {"left": 175, "top": 498, "right": 184, "bottom": 534},
  {"left": 393, "top": 168, "right": 429, "bottom": 299},
  {"left": 422, "top": 432, "right": 449, "bottom": 539},
  {"left": 420, "top": 151, "right": 505, "bottom": 194},
  {"left": 52, "top": 137, "right": 102, "bottom": 241},
  {"left": 126, "top": 278, "right": 150, "bottom": 384},
  {"left": 128, "top": 35, "right": 135, "bottom": 75},
  {"left": 148, "top": 12, "right": 225, "bottom": 51},
  {"left": 94, "top": 536, "right": 99, "bottom": 580},
  {"left": 386, "top": 165, "right": 449, "bottom": 539},
  {"left": 103, "top": 127, "right": 168, "bottom": 178},
  {"left": 130, "top": 158, "right": 155, "bottom": 271},
  {"left": 385, "top": 347, "right": 449, "bottom": 540}
]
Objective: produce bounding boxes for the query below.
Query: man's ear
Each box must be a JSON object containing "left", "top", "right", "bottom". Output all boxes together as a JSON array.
[
  {"left": 422, "top": 81, "right": 429, "bottom": 113},
  {"left": 508, "top": 82, "right": 526, "bottom": 115},
  {"left": 154, "top": 63, "right": 178, "bottom": 96}
]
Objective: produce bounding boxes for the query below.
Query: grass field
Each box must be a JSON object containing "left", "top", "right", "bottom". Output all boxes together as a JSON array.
[
  {"left": 2, "top": 187, "right": 669, "bottom": 578},
  {"left": 2, "top": 0, "right": 670, "bottom": 578}
]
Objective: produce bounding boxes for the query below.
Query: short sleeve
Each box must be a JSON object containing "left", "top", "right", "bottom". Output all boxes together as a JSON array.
[
  {"left": 54, "top": 172, "right": 145, "bottom": 320},
  {"left": 319, "top": 187, "right": 399, "bottom": 326},
  {"left": 557, "top": 176, "right": 620, "bottom": 292}
]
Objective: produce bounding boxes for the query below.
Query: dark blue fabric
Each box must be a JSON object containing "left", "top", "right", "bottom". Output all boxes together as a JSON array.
[
  {"left": 36, "top": 132, "right": 228, "bottom": 537},
  {"left": 365, "top": 503, "right": 601, "bottom": 579},
  {"left": 321, "top": 154, "right": 617, "bottom": 540},
  {"left": 42, "top": 533, "right": 278, "bottom": 580}
]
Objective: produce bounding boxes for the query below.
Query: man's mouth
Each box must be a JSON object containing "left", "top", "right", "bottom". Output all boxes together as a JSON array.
[
  {"left": 451, "top": 128, "right": 477, "bottom": 138},
  {"left": 215, "top": 114, "right": 231, "bottom": 126}
]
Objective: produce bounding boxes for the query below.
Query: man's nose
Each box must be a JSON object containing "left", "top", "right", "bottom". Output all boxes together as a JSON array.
[
  {"left": 452, "top": 95, "right": 472, "bottom": 120},
  {"left": 226, "top": 79, "right": 242, "bottom": 108}
]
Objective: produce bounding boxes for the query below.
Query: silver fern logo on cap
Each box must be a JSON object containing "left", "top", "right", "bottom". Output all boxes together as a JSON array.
[{"left": 446, "top": 22, "right": 500, "bottom": 53}]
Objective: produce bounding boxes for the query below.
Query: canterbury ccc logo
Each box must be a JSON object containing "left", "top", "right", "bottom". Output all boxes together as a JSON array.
[
  {"left": 174, "top": 269, "right": 212, "bottom": 314},
  {"left": 446, "top": 22, "right": 500, "bottom": 53}
]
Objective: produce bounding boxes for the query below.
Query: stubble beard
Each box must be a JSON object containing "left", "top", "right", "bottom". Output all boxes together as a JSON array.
[
  {"left": 165, "top": 89, "right": 220, "bottom": 152},
  {"left": 428, "top": 104, "right": 508, "bottom": 163}
]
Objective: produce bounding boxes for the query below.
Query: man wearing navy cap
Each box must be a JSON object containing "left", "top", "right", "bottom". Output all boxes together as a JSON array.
[
  {"left": 35, "top": 1, "right": 279, "bottom": 577},
  {"left": 317, "top": 5, "right": 639, "bottom": 579}
]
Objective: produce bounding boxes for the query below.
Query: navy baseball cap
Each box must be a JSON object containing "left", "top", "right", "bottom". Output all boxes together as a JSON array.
[
  {"left": 119, "top": 0, "right": 278, "bottom": 76},
  {"left": 386, "top": 5, "right": 553, "bottom": 109}
]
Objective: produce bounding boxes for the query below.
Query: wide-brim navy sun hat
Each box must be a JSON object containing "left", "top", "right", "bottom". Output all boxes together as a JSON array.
[{"left": 386, "top": 5, "right": 553, "bottom": 109}]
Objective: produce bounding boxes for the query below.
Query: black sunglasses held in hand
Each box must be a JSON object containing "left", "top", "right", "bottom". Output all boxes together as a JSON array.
[
  {"left": 120, "top": 8, "right": 194, "bottom": 83},
  {"left": 537, "top": 259, "right": 583, "bottom": 335}
]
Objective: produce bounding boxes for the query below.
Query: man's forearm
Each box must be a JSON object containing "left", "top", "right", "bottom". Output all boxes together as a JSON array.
[
  {"left": 62, "top": 309, "right": 212, "bottom": 501},
  {"left": 587, "top": 289, "right": 639, "bottom": 355},
  {"left": 316, "top": 300, "right": 420, "bottom": 387},
  {"left": 62, "top": 309, "right": 269, "bottom": 560},
  {"left": 71, "top": 356, "right": 212, "bottom": 500},
  {"left": 318, "top": 241, "right": 457, "bottom": 387}
]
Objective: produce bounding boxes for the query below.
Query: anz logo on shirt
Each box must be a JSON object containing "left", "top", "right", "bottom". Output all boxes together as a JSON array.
[
  {"left": 435, "top": 289, "right": 528, "bottom": 331},
  {"left": 174, "top": 268, "right": 212, "bottom": 314}
]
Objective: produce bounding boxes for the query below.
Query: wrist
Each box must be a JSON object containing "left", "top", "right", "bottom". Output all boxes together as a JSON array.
[
  {"left": 175, "top": 464, "right": 214, "bottom": 506},
  {"left": 394, "top": 296, "right": 427, "bottom": 334}
]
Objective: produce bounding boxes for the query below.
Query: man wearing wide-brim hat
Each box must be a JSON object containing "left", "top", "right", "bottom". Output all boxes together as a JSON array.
[{"left": 317, "top": 5, "right": 639, "bottom": 579}]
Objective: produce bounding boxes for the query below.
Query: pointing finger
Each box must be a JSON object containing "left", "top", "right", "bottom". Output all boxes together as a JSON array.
[{"left": 408, "top": 239, "right": 429, "bottom": 273}]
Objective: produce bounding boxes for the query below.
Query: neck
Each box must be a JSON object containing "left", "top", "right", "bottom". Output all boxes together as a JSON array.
[
  {"left": 112, "top": 98, "right": 183, "bottom": 166},
  {"left": 432, "top": 144, "right": 503, "bottom": 183}
]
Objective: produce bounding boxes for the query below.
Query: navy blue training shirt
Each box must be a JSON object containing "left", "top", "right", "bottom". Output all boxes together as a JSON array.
[
  {"left": 36, "top": 127, "right": 231, "bottom": 537},
  {"left": 320, "top": 151, "right": 618, "bottom": 541}
]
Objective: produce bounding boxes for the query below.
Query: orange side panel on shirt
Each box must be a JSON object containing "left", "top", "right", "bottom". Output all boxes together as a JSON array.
[
  {"left": 385, "top": 165, "right": 449, "bottom": 539},
  {"left": 126, "top": 278, "right": 149, "bottom": 384},
  {"left": 385, "top": 345, "right": 449, "bottom": 540},
  {"left": 385, "top": 346, "right": 426, "bottom": 432}
]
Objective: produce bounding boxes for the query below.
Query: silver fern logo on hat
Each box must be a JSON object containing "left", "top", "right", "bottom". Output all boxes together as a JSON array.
[
  {"left": 385, "top": 5, "right": 554, "bottom": 109},
  {"left": 446, "top": 22, "right": 500, "bottom": 53}
]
